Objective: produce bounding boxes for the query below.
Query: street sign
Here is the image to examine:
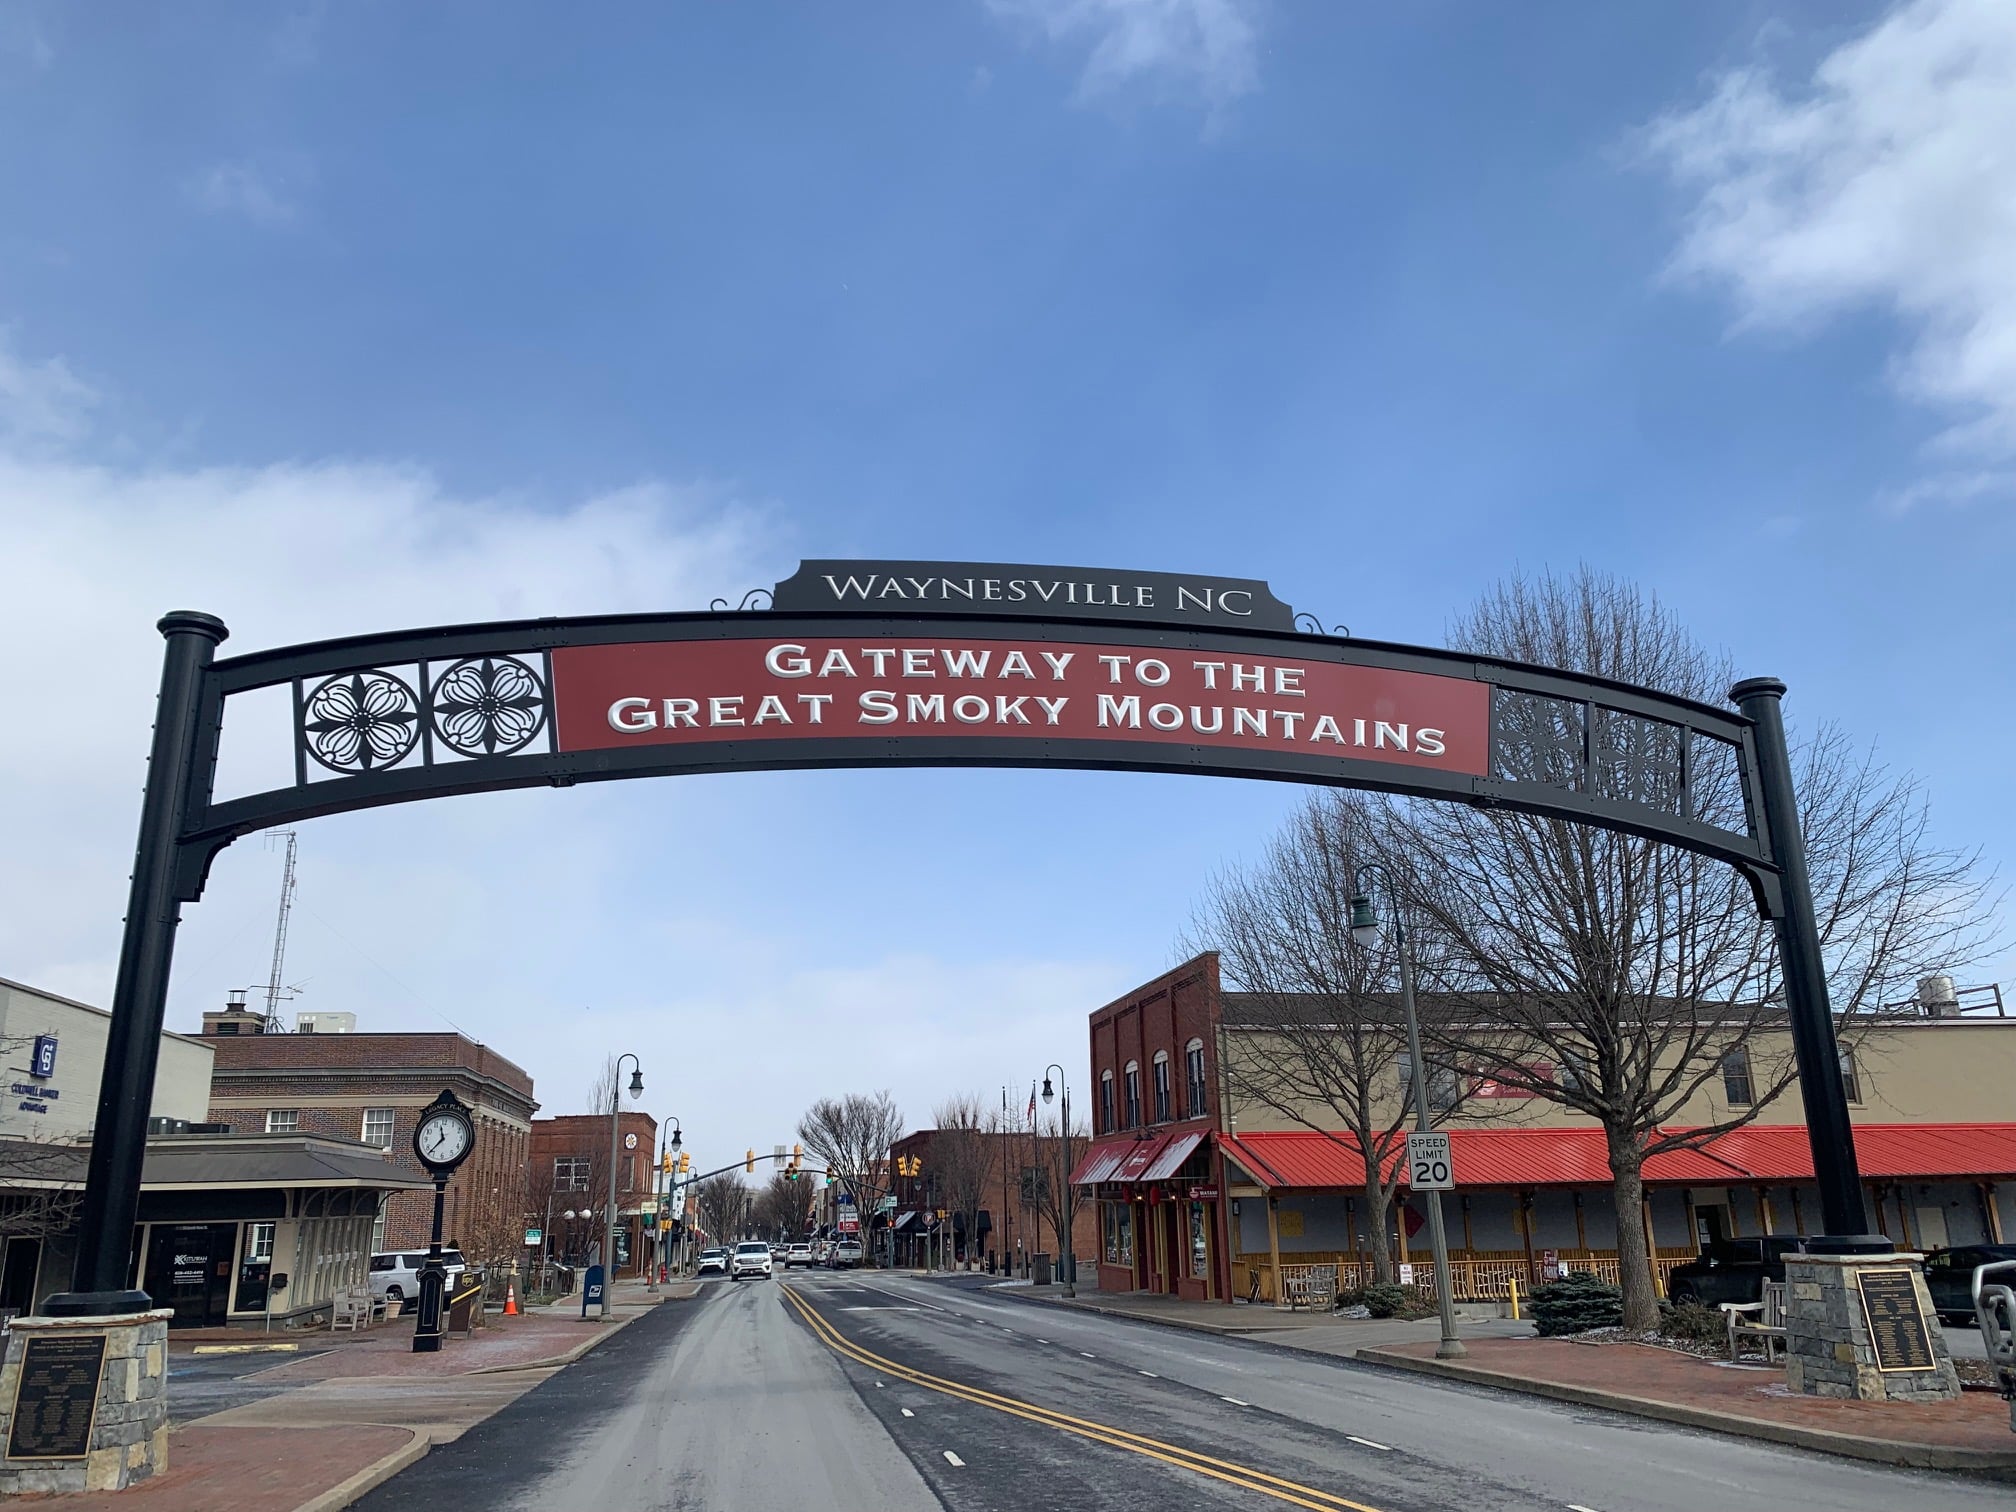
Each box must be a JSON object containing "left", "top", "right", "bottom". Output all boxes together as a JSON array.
[
  {"left": 523, "top": 1227, "right": 542, "bottom": 1246},
  {"left": 1398, "top": 1262, "right": 1416, "bottom": 1285},
  {"left": 1405, "top": 1130, "right": 1454, "bottom": 1191}
]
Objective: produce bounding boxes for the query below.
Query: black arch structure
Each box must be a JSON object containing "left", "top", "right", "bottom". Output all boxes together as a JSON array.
[{"left": 49, "top": 567, "right": 1884, "bottom": 1314}]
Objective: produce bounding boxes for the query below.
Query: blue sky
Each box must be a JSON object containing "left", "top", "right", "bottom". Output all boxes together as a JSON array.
[{"left": 2, "top": 1, "right": 2011, "bottom": 1176}]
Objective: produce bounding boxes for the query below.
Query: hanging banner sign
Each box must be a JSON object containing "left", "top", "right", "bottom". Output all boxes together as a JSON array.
[{"left": 551, "top": 637, "right": 1488, "bottom": 775}]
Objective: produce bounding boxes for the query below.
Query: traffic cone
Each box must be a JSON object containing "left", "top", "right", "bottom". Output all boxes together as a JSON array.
[{"left": 504, "top": 1280, "right": 519, "bottom": 1316}]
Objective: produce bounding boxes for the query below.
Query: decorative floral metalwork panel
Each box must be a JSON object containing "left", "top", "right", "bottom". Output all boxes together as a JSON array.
[
  {"left": 429, "top": 655, "right": 548, "bottom": 757},
  {"left": 302, "top": 670, "right": 421, "bottom": 774},
  {"left": 1492, "top": 689, "right": 1586, "bottom": 789}
]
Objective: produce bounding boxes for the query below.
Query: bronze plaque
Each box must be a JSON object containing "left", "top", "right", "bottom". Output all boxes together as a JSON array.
[
  {"left": 1856, "top": 1267, "right": 1936, "bottom": 1373},
  {"left": 6, "top": 1334, "right": 106, "bottom": 1460}
]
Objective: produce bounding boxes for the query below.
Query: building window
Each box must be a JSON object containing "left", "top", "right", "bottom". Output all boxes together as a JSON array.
[
  {"left": 361, "top": 1109, "right": 395, "bottom": 1148},
  {"left": 555, "top": 1155, "right": 591, "bottom": 1191},
  {"left": 247, "top": 1221, "right": 275, "bottom": 1262},
  {"left": 1839, "top": 1049, "right": 1861, "bottom": 1104},
  {"left": 1100, "top": 1071, "right": 1115, "bottom": 1134},
  {"left": 1185, "top": 1039, "right": 1207, "bottom": 1117},
  {"left": 1396, "top": 1055, "right": 1457, "bottom": 1112},
  {"left": 1123, "top": 1062, "right": 1141, "bottom": 1129},
  {"left": 1721, "top": 1046, "right": 1754, "bottom": 1107},
  {"left": 1104, "top": 1202, "right": 1134, "bottom": 1265},
  {"left": 1152, "top": 1052, "right": 1172, "bottom": 1124},
  {"left": 265, "top": 1109, "right": 298, "bottom": 1133},
  {"left": 1558, "top": 1049, "right": 1589, "bottom": 1094}
]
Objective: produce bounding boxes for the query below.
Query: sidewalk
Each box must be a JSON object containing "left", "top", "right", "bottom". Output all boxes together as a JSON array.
[
  {"left": 44, "top": 1278, "right": 687, "bottom": 1511},
  {"left": 1359, "top": 1337, "right": 2016, "bottom": 1473}
]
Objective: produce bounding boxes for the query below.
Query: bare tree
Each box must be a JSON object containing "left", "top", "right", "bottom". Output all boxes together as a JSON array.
[
  {"left": 1398, "top": 567, "right": 1999, "bottom": 1329},
  {"left": 1190, "top": 792, "right": 1469, "bottom": 1284},
  {"left": 1028, "top": 1107, "right": 1088, "bottom": 1271},
  {"left": 930, "top": 1095, "right": 991, "bottom": 1270},
  {"left": 586, "top": 1056, "right": 620, "bottom": 1116},
  {"left": 693, "top": 1171, "right": 749, "bottom": 1248},
  {"left": 750, "top": 1172, "right": 813, "bottom": 1243},
  {"left": 798, "top": 1092, "right": 905, "bottom": 1263}
]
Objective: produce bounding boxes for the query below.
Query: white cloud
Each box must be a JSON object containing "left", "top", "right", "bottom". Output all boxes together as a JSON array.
[
  {"left": 0, "top": 335, "right": 97, "bottom": 446},
  {"left": 1644, "top": 1, "right": 2016, "bottom": 503},
  {"left": 986, "top": 0, "right": 1262, "bottom": 108},
  {"left": 188, "top": 161, "right": 305, "bottom": 228}
]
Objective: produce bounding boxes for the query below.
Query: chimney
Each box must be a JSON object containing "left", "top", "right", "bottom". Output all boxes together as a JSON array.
[{"left": 1917, "top": 975, "right": 1960, "bottom": 1018}]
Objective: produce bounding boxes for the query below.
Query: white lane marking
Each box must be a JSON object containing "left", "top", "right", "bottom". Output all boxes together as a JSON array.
[
  {"left": 1001, "top": 1326, "right": 1014, "bottom": 1332},
  {"left": 1567, "top": 1505, "right": 1603, "bottom": 1512},
  {"left": 1221, "top": 1396, "right": 1249, "bottom": 1406},
  {"left": 1080, "top": 1351, "right": 1096, "bottom": 1358},
  {"left": 1036, "top": 1339, "right": 1050, "bottom": 1345},
  {"left": 901, "top": 1408, "right": 914, "bottom": 1418},
  {"left": 1139, "top": 1370, "right": 1159, "bottom": 1378},
  {"left": 851, "top": 1280, "right": 947, "bottom": 1313},
  {"left": 874, "top": 1381, "right": 884, "bottom": 1388},
  {"left": 943, "top": 1451, "right": 965, "bottom": 1468},
  {"left": 842, "top": 1306, "right": 923, "bottom": 1311},
  {"left": 1347, "top": 1436, "right": 1390, "bottom": 1451}
]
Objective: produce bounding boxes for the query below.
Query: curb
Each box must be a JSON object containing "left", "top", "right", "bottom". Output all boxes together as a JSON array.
[
  {"left": 287, "top": 1429, "right": 430, "bottom": 1512},
  {"left": 468, "top": 1307, "right": 656, "bottom": 1375},
  {"left": 1355, "top": 1347, "right": 2016, "bottom": 1475}
]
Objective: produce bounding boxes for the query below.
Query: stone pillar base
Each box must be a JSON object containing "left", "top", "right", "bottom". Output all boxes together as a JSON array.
[
  {"left": 0, "top": 1309, "right": 171, "bottom": 1495},
  {"left": 1784, "top": 1253, "right": 1959, "bottom": 1402}
]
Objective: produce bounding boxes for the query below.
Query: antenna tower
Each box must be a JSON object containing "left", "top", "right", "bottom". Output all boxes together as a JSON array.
[{"left": 261, "top": 830, "right": 300, "bottom": 1030}]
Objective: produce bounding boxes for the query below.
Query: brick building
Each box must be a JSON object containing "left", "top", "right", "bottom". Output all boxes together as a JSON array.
[
  {"left": 887, "top": 1128, "right": 1096, "bottom": 1275},
  {"left": 529, "top": 1113, "right": 659, "bottom": 1278},
  {"left": 200, "top": 1006, "right": 538, "bottom": 1262}
]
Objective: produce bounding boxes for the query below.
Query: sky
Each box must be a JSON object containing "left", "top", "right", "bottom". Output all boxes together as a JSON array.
[{"left": 2, "top": 0, "right": 2012, "bottom": 1183}]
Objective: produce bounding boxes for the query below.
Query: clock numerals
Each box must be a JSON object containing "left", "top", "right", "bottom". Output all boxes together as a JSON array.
[{"left": 417, "top": 1112, "right": 471, "bottom": 1168}]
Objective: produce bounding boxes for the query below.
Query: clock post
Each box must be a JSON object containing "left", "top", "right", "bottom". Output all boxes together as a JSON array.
[{"left": 411, "top": 1089, "right": 476, "bottom": 1354}]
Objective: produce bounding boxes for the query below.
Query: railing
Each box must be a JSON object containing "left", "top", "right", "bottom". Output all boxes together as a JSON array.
[{"left": 1234, "top": 1248, "right": 1697, "bottom": 1304}]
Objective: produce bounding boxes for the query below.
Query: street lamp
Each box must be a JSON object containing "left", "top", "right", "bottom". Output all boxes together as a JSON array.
[
  {"left": 649, "top": 1116, "right": 682, "bottom": 1292},
  {"left": 1041, "top": 1064, "right": 1075, "bottom": 1297},
  {"left": 602, "top": 1054, "right": 644, "bottom": 1320},
  {"left": 1348, "top": 869, "right": 1466, "bottom": 1361}
]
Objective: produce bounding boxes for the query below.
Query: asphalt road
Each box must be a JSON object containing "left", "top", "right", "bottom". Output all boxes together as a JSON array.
[{"left": 356, "top": 1270, "right": 2012, "bottom": 1512}]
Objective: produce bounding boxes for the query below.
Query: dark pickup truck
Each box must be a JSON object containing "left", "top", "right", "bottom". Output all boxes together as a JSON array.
[{"left": 1663, "top": 1236, "right": 1805, "bottom": 1307}]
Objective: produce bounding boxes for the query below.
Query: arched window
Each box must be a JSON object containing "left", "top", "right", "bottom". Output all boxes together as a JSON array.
[
  {"left": 1184, "top": 1038, "right": 1207, "bottom": 1117},
  {"left": 1152, "top": 1051, "right": 1172, "bottom": 1124},
  {"left": 1123, "top": 1061, "right": 1141, "bottom": 1129},
  {"left": 1099, "top": 1070, "right": 1116, "bottom": 1133}
]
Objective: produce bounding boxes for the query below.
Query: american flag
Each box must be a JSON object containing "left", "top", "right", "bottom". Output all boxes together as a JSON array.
[{"left": 1026, "top": 1081, "right": 1038, "bottom": 1127}]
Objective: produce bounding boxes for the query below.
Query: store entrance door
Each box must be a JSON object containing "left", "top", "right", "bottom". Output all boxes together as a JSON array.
[{"left": 143, "top": 1223, "right": 238, "bottom": 1327}]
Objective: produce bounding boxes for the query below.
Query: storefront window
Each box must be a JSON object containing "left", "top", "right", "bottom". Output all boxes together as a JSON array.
[
  {"left": 1103, "top": 1202, "right": 1134, "bottom": 1265},
  {"left": 1189, "top": 1203, "right": 1208, "bottom": 1280}
]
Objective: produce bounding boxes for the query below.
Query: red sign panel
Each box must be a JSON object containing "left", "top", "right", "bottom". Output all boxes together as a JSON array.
[{"left": 551, "top": 637, "right": 1488, "bottom": 774}]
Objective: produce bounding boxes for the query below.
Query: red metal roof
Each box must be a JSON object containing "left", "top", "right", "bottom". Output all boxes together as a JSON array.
[
  {"left": 1143, "top": 1132, "right": 1205, "bottom": 1182},
  {"left": 1070, "top": 1137, "right": 1132, "bottom": 1186},
  {"left": 1215, "top": 1124, "right": 2016, "bottom": 1190},
  {"left": 1114, "top": 1132, "right": 1175, "bottom": 1181}
]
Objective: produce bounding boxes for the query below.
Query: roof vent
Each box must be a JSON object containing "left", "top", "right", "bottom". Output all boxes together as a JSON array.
[{"left": 1917, "top": 975, "right": 1960, "bottom": 1018}]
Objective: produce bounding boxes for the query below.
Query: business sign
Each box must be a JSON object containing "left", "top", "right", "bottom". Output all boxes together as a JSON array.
[
  {"left": 772, "top": 560, "right": 1297, "bottom": 632},
  {"left": 553, "top": 637, "right": 1488, "bottom": 774},
  {"left": 29, "top": 1035, "right": 57, "bottom": 1080},
  {"left": 837, "top": 1214, "right": 860, "bottom": 1234}
]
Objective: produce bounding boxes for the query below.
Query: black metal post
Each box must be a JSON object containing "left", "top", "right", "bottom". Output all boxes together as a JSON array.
[
  {"left": 47, "top": 611, "right": 228, "bottom": 1317},
  {"left": 413, "top": 1177, "right": 448, "bottom": 1352},
  {"left": 1731, "top": 677, "right": 1887, "bottom": 1252}
]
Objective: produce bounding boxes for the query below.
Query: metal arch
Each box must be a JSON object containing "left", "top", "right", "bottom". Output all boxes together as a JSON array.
[{"left": 152, "top": 607, "right": 1788, "bottom": 919}]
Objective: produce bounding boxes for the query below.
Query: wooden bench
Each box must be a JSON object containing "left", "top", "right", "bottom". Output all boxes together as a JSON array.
[
  {"left": 1280, "top": 1265, "right": 1337, "bottom": 1312},
  {"left": 1723, "top": 1279, "right": 1787, "bottom": 1362}
]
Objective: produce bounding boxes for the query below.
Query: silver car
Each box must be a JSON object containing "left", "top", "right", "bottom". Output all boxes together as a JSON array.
[{"left": 731, "top": 1241, "right": 774, "bottom": 1280}]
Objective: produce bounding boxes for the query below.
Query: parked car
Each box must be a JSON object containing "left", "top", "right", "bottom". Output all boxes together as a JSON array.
[
  {"left": 827, "top": 1239, "right": 864, "bottom": 1270},
  {"left": 785, "top": 1244, "right": 814, "bottom": 1268},
  {"left": 731, "top": 1241, "right": 774, "bottom": 1280},
  {"left": 810, "top": 1238, "right": 831, "bottom": 1264},
  {"left": 1921, "top": 1244, "right": 2016, "bottom": 1324},
  {"left": 369, "top": 1249, "right": 468, "bottom": 1311},
  {"left": 1663, "top": 1236, "right": 1804, "bottom": 1307},
  {"left": 696, "top": 1247, "right": 731, "bottom": 1278}
]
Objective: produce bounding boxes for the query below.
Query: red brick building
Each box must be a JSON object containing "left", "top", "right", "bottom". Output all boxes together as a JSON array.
[
  {"left": 887, "top": 1128, "right": 1097, "bottom": 1274},
  {"left": 529, "top": 1113, "right": 659, "bottom": 1278},
  {"left": 200, "top": 1008, "right": 538, "bottom": 1262},
  {"left": 1077, "top": 954, "right": 1230, "bottom": 1302}
]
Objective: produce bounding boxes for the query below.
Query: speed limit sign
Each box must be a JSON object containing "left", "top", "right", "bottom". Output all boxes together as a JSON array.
[{"left": 1406, "top": 1130, "right": 1454, "bottom": 1191}]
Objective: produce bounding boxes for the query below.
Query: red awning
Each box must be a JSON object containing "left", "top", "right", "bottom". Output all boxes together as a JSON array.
[
  {"left": 1143, "top": 1132, "right": 1205, "bottom": 1182},
  {"left": 1071, "top": 1132, "right": 1193, "bottom": 1185},
  {"left": 1069, "top": 1137, "right": 1133, "bottom": 1186},
  {"left": 1114, "top": 1133, "right": 1175, "bottom": 1182},
  {"left": 1216, "top": 1124, "right": 2016, "bottom": 1191}
]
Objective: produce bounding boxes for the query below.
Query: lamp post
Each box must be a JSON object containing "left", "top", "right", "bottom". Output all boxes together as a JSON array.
[
  {"left": 603, "top": 1054, "right": 644, "bottom": 1320},
  {"left": 1040, "top": 1064, "right": 1074, "bottom": 1297},
  {"left": 648, "top": 1118, "right": 682, "bottom": 1292},
  {"left": 1348, "top": 869, "right": 1465, "bottom": 1360}
]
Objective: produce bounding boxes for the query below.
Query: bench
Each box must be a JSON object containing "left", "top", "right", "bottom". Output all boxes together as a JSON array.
[
  {"left": 329, "top": 1286, "right": 379, "bottom": 1332},
  {"left": 1280, "top": 1265, "right": 1337, "bottom": 1312},
  {"left": 1723, "top": 1279, "right": 1787, "bottom": 1362}
]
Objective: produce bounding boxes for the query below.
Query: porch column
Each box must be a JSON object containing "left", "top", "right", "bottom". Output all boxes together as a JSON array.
[
  {"left": 1789, "top": 1188, "right": 1805, "bottom": 1235},
  {"left": 1460, "top": 1195, "right": 1474, "bottom": 1253},
  {"left": 1871, "top": 1184, "right": 1889, "bottom": 1239},
  {"left": 1640, "top": 1191, "right": 1657, "bottom": 1272},
  {"left": 1572, "top": 1192, "right": 1586, "bottom": 1251},
  {"left": 1397, "top": 1203, "right": 1410, "bottom": 1265},
  {"left": 1265, "top": 1195, "right": 1282, "bottom": 1305},
  {"left": 1756, "top": 1186, "right": 1775, "bottom": 1235},
  {"left": 1982, "top": 1182, "right": 2004, "bottom": 1244},
  {"left": 1520, "top": 1190, "right": 1537, "bottom": 1280}
]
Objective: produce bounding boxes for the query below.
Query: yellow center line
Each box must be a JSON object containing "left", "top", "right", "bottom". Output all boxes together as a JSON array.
[{"left": 779, "top": 1283, "right": 1391, "bottom": 1512}]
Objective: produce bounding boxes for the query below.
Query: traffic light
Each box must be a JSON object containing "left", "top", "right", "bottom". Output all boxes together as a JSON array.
[
  {"left": 745, "top": 1149, "right": 756, "bottom": 1175},
  {"left": 662, "top": 1151, "right": 674, "bottom": 1174},
  {"left": 824, "top": 1172, "right": 836, "bottom": 1187},
  {"left": 894, "top": 1154, "right": 921, "bottom": 1178},
  {"left": 678, "top": 1151, "right": 691, "bottom": 1174}
]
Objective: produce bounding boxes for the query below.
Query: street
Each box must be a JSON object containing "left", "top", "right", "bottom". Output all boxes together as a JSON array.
[{"left": 353, "top": 1274, "right": 2010, "bottom": 1512}]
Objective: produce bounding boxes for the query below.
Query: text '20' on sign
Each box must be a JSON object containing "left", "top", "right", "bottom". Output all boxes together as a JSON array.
[{"left": 1406, "top": 1131, "right": 1454, "bottom": 1191}]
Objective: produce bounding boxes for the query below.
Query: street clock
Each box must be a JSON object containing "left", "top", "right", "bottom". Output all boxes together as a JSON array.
[{"left": 412, "top": 1089, "right": 475, "bottom": 1176}]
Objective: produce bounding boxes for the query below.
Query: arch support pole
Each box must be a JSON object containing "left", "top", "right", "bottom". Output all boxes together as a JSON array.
[
  {"left": 1731, "top": 676, "right": 1886, "bottom": 1253},
  {"left": 46, "top": 612, "right": 228, "bottom": 1315}
]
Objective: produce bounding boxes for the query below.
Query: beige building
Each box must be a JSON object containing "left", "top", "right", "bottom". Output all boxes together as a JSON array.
[{"left": 0, "top": 976, "right": 213, "bottom": 1142}]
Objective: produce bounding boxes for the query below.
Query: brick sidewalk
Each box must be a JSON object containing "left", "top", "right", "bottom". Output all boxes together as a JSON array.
[
  {"left": 15, "top": 1426, "right": 416, "bottom": 1511},
  {"left": 251, "top": 1313, "right": 607, "bottom": 1380},
  {"left": 1362, "top": 1337, "right": 2016, "bottom": 1471}
]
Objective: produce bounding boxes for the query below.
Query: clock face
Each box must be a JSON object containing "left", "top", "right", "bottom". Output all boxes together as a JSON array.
[
  {"left": 624, "top": 1133, "right": 638, "bottom": 1151},
  {"left": 416, "top": 1112, "right": 472, "bottom": 1166}
]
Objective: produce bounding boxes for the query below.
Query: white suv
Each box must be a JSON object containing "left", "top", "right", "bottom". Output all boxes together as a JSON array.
[
  {"left": 731, "top": 1241, "right": 774, "bottom": 1280},
  {"left": 369, "top": 1249, "right": 468, "bottom": 1311}
]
